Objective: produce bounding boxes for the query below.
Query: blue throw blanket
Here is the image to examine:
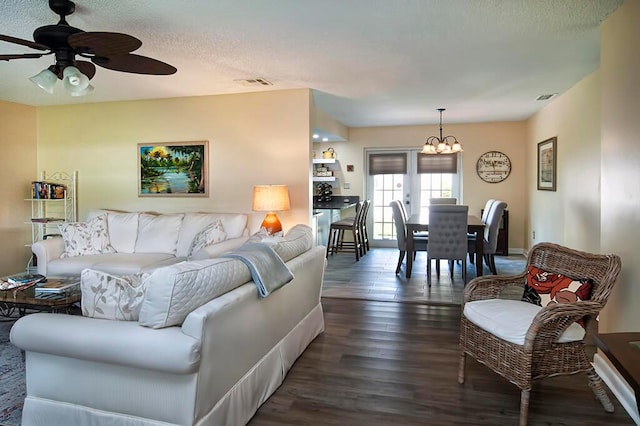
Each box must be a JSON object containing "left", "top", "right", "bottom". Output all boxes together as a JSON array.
[{"left": 220, "top": 243, "right": 294, "bottom": 298}]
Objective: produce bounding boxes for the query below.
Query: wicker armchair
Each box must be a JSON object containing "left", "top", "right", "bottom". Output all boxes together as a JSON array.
[{"left": 458, "top": 242, "right": 622, "bottom": 426}]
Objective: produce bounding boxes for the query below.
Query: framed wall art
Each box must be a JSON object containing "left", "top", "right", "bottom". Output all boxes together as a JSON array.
[
  {"left": 138, "top": 141, "right": 209, "bottom": 197},
  {"left": 537, "top": 137, "right": 557, "bottom": 191}
]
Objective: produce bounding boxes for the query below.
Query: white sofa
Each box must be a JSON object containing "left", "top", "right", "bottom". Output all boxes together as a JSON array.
[
  {"left": 11, "top": 225, "right": 325, "bottom": 426},
  {"left": 32, "top": 210, "right": 250, "bottom": 276}
]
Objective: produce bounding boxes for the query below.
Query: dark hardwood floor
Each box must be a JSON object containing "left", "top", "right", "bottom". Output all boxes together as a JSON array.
[{"left": 250, "top": 252, "right": 634, "bottom": 425}]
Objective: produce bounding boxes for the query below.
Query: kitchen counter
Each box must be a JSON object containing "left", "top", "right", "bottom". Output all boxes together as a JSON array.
[
  {"left": 313, "top": 196, "right": 359, "bottom": 210},
  {"left": 312, "top": 196, "right": 359, "bottom": 247}
]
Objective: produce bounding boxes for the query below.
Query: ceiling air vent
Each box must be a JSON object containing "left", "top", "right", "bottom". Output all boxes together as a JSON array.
[
  {"left": 236, "top": 78, "right": 273, "bottom": 87},
  {"left": 536, "top": 93, "right": 557, "bottom": 101}
]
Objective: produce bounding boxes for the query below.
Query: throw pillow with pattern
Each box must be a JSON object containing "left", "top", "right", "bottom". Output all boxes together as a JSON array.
[
  {"left": 521, "top": 265, "right": 592, "bottom": 327},
  {"left": 187, "top": 219, "right": 227, "bottom": 259},
  {"left": 81, "top": 269, "right": 149, "bottom": 321},
  {"left": 58, "top": 215, "right": 116, "bottom": 258}
]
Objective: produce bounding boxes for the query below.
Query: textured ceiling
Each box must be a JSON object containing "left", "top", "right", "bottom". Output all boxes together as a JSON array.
[{"left": 0, "top": 0, "right": 623, "bottom": 127}]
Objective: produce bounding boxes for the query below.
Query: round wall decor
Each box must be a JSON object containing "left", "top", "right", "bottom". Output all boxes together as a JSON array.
[{"left": 476, "top": 151, "right": 511, "bottom": 183}]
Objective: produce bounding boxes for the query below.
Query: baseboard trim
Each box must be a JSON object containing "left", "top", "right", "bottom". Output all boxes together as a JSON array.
[{"left": 593, "top": 353, "right": 640, "bottom": 425}]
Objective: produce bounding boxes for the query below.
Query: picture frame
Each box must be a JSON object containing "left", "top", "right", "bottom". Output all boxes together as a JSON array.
[
  {"left": 138, "top": 141, "right": 209, "bottom": 197},
  {"left": 537, "top": 137, "right": 557, "bottom": 191}
]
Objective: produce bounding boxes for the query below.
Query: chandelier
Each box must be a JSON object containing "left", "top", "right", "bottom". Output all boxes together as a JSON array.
[{"left": 421, "top": 108, "right": 463, "bottom": 154}]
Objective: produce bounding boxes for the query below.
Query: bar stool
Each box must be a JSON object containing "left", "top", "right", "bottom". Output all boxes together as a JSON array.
[
  {"left": 326, "top": 200, "right": 366, "bottom": 261},
  {"left": 360, "top": 200, "right": 371, "bottom": 253}
]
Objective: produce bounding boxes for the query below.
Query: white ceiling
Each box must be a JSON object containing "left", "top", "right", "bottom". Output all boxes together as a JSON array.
[{"left": 0, "top": 0, "right": 623, "bottom": 127}]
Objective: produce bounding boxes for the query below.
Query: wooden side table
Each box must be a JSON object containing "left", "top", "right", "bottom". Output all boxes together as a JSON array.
[{"left": 594, "top": 332, "right": 640, "bottom": 414}]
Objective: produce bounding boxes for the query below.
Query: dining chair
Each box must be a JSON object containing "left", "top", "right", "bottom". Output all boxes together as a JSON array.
[
  {"left": 459, "top": 242, "right": 622, "bottom": 426},
  {"left": 429, "top": 197, "right": 457, "bottom": 205},
  {"left": 360, "top": 199, "right": 371, "bottom": 253},
  {"left": 480, "top": 199, "right": 496, "bottom": 223},
  {"left": 426, "top": 204, "right": 469, "bottom": 286},
  {"left": 390, "top": 200, "right": 427, "bottom": 274},
  {"left": 326, "top": 200, "right": 366, "bottom": 261},
  {"left": 468, "top": 200, "right": 507, "bottom": 274}
]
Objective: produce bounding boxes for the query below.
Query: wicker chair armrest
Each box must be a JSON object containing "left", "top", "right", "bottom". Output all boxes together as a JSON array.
[
  {"left": 463, "top": 272, "right": 526, "bottom": 303},
  {"left": 524, "top": 301, "right": 603, "bottom": 349}
]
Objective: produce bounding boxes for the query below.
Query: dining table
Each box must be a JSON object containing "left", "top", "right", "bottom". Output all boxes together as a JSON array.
[{"left": 405, "top": 212, "right": 485, "bottom": 278}]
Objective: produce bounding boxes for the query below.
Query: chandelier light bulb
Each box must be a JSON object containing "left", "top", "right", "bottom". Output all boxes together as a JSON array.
[{"left": 63, "top": 66, "right": 90, "bottom": 91}]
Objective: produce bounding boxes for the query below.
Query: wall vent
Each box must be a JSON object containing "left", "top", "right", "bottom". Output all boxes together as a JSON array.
[
  {"left": 236, "top": 78, "right": 273, "bottom": 87},
  {"left": 536, "top": 93, "right": 557, "bottom": 101}
]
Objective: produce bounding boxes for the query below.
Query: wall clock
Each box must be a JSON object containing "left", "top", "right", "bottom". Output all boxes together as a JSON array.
[{"left": 476, "top": 151, "right": 511, "bottom": 183}]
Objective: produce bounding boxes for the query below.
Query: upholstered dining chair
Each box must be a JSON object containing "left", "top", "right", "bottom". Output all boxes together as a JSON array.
[
  {"left": 458, "top": 242, "right": 622, "bottom": 426},
  {"left": 426, "top": 204, "right": 469, "bottom": 286},
  {"left": 390, "top": 200, "right": 427, "bottom": 274},
  {"left": 429, "top": 197, "right": 457, "bottom": 205},
  {"left": 468, "top": 200, "right": 507, "bottom": 274},
  {"left": 480, "top": 199, "right": 496, "bottom": 223}
]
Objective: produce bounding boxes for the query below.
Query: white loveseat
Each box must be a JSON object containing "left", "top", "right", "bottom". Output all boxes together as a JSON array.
[
  {"left": 32, "top": 210, "right": 250, "bottom": 276},
  {"left": 11, "top": 225, "right": 325, "bottom": 426}
]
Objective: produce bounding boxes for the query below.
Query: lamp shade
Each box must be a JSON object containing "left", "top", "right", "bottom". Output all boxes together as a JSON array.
[
  {"left": 252, "top": 185, "right": 291, "bottom": 212},
  {"left": 253, "top": 185, "right": 290, "bottom": 235}
]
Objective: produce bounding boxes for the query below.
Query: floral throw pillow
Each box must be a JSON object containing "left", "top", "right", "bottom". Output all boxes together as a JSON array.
[
  {"left": 81, "top": 269, "right": 149, "bottom": 321},
  {"left": 187, "top": 219, "right": 227, "bottom": 259},
  {"left": 521, "top": 265, "right": 592, "bottom": 327},
  {"left": 58, "top": 215, "right": 116, "bottom": 258}
]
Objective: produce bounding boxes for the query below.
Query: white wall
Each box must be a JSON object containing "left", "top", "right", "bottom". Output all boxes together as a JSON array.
[
  {"left": 526, "top": 71, "right": 602, "bottom": 253},
  {"left": 599, "top": 0, "right": 640, "bottom": 333},
  {"left": 0, "top": 101, "right": 37, "bottom": 275},
  {"left": 36, "top": 89, "right": 313, "bottom": 234}
]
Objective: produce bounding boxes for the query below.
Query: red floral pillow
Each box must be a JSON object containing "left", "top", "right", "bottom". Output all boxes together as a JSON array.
[{"left": 521, "top": 265, "right": 592, "bottom": 327}]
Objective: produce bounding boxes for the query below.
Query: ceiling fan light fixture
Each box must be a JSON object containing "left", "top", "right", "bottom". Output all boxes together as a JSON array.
[
  {"left": 69, "top": 83, "right": 94, "bottom": 97},
  {"left": 29, "top": 66, "right": 58, "bottom": 94},
  {"left": 63, "top": 66, "right": 89, "bottom": 91}
]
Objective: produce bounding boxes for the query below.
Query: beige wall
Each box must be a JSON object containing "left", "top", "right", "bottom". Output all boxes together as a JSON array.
[
  {"left": 526, "top": 71, "right": 602, "bottom": 253},
  {"left": 599, "top": 0, "right": 640, "bottom": 333},
  {"left": 324, "top": 122, "right": 528, "bottom": 251},
  {"left": 36, "top": 89, "right": 313, "bottom": 234},
  {"left": 0, "top": 101, "right": 37, "bottom": 275}
]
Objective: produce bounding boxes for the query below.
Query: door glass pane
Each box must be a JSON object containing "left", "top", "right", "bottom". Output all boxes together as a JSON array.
[
  {"left": 372, "top": 174, "right": 403, "bottom": 240},
  {"left": 419, "top": 174, "right": 454, "bottom": 214}
]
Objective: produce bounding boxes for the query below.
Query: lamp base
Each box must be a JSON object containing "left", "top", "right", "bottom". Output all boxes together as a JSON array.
[{"left": 260, "top": 212, "right": 282, "bottom": 235}]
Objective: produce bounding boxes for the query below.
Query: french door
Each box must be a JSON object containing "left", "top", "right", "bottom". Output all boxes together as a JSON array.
[{"left": 366, "top": 149, "right": 460, "bottom": 246}]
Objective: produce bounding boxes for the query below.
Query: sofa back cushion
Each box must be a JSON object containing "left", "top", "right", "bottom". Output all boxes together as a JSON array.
[
  {"left": 139, "top": 257, "right": 252, "bottom": 328},
  {"left": 248, "top": 224, "right": 313, "bottom": 263},
  {"left": 86, "top": 210, "right": 140, "bottom": 253},
  {"left": 176, "top": 213, "right": 248, "bottom": 257},
  {"left": 136, "top": 213, "right": 185, "bottom": 254}
]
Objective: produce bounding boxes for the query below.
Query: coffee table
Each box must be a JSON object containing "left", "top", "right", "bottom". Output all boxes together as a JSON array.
[
  {"left": 0, "top": 278, "right": 81, "bottom": 317},
  {"left": 594, "top": 332, "right": 640, "bottom": 414}
]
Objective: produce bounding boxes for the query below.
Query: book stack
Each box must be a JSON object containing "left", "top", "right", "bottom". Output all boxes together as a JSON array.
[
  {"left": 35, "top": 278, "right": 80, "bottom": 295},
  {"left": 6, "top": 272, "right": 46, "bottom": 286}
]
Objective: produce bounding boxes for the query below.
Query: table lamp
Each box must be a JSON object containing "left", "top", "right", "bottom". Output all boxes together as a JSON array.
[{"left": 252, "top": 185, "right": 291, "bottom": 235}]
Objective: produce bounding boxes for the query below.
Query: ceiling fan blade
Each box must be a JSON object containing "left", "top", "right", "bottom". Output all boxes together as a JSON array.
[
  {"left": 0, "top": 34, "right": 49, "bottom": 51},
  {"left": 92, "top": 54, "right": 177, "bottom": 75},
  {"left": 76, "top": 60, "right": 96, "bottom": 80},
  {"left": 0, "top": 53, "right": 45, "bottom": 61},
  {"left": 68, "top": 32, "right": 142, "bottom": 56}
]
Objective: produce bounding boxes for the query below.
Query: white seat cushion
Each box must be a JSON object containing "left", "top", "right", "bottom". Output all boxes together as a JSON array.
[{"left": 463, "top": 299, "right": 585, "bottom": 345}]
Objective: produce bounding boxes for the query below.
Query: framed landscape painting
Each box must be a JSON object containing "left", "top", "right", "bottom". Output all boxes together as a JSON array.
[
  {"left": 138, "top": 141, "right": 209, "bottom": 197},
  {"left": 537, "top": 137, "right": 557, "bottom": 191}
]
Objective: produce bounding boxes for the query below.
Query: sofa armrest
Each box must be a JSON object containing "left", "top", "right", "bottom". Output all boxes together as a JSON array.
[
  {"left": 190, "top": 236, "right": 249, "bottom": 260},
  {"left": 31, "top": 237, "right": 65, "bottom": 276},
  {"left": 10, "top": 313, "right": 201, "bottom": 374}
]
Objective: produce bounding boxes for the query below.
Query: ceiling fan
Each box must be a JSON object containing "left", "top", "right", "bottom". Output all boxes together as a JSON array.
[{"left": 0, "top": 0, "right": 177, "bottom": 96}]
